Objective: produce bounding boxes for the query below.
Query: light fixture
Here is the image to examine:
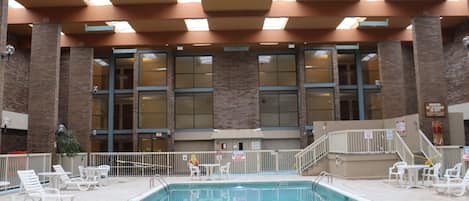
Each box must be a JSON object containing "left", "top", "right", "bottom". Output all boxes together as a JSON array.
[
  {"left": 105, "top": 21, "right": 135, "bottom": 33},
  {"left": 263, "top": 17, "right": 288, "bottom": 30},
  {"left": 361, "top": 53, "right": 377, "bottom": 62},
  {"left": 259, "top": 42, "right": 279, "bottom": 46},
  {"left": 288, "top": 43, "right": 295, "bottom": 49},
  {"left": 337, "top": 17, "right": 367, "bottom": 29},
  {"left": 336, "top": 44, "right": 360, "bottom": 50},
  {"left": 184, "top": 19, "right": 209, "bottom": 31},
  {"left": 85, "top": 24, "right": 115, "bottom": 32},
  {"left": 358, "top": 19, "right": 389, "bottom": 28},
  {"left": 94, "top": 59, "right": 109, "bottom": 66},
  {"left": 177, "top": 45, "right": 184, "bottom": 51},
  {"left": 87, "top": 0, "right": 112, "bottom": 6},
  {"left": 1, "top": 45, "right": 15, "bottom": 61},
  {"left": 60, "top": 32, "right": 65, "bottom": 36},
  {"left": 177, "top": 0, "right": 201, "bottom": 3},
  {"left": 8, "top": 0, "right": 24, "bottom": 8},
  {"left": 406, "top": 25, "right": 412, "bottom": 30},
  {"left": 192, "top": 43, "right": 212, "bottom": 47}
]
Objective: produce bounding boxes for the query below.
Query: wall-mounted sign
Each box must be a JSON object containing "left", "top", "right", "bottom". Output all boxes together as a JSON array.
[
  {"left": 182, "top": 154, "right": 187, "bottom": 161},
  {"left": 425, "top": 102, "right": 446, "bottom": 117},
  {"left": 395, "top": 120, "right": 406, "bottom": 136},
  {"left": 386, "top": 129, "right": 394, "bottom": 141},
  {"left": 232, "top": 151, "right": 246, "bottom": 161},
  {"left": 364, "top": 130, "right": 373, "bottom": 140}
]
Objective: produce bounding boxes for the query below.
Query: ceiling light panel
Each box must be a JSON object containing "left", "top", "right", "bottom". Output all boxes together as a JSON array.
[
  {"left": 184, "top": 19, "right": 209, "bottom": 31},
  {"left": 337, "top": 17, "right": 366, "bottom": 29},
  {"left": 87, "top": 0, "right": 113, "bottom": 6},
  {"left": 8, "top": 0, "right": 25, "bottom": 8},
  {"left": 106, "top": 21, "right": 135, "bottom": 33},
  {"left": 263, "top": 17, "right": 288, "bottom": 30}
]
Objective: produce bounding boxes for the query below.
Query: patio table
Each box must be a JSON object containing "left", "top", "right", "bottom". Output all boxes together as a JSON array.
[
  {"left": 83, "top": 166, "right": 108, "bottom": 185},
  {"left": 401, "top": 165, "right": 428, "bottom": 189},
  {"left": 38, "top": 171, "right": 71, "bottom": 189},
  {"left": 199, "top": 164, "right": 220, "bottom": 180}
]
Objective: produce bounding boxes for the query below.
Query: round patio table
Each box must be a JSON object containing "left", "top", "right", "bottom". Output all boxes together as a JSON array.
[
  {"left": 401, "top": 165, "right": 428, "bottom": 189},
  {"left": 199, "top": 164, "right": 220, "bottom": 180}
]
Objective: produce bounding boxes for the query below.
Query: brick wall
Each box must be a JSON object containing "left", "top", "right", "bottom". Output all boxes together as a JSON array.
[
  {"left": 1, "top": 129, "right": 27, "bottom": 153},
  {"left": 3, "top": 48, "right": 30, "bottom": 113},
  {"left": 213, "top": 51, "right": 260, "bottom": 129},
  {"left": 444, "top": 21, "right": 469, "bottom": 105},
  {"left": 59, "top": 49, "right": 70, "bottom": 124}
]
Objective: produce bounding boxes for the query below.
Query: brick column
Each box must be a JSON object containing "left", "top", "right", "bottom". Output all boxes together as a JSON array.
[
  {"left": 167, "top": 49, "right": 175, "bottom": 151},
  {"left": 27, "top": 23, "right": 61, "bottom": 153},
  {"left": 0, "top": 0, "right": 8, "bottom": 151},
  {"left": 297, "top": 45, "right": 308, "bottom": 148},
  {"left": 411, "top": 16, "right": 450, "bottom": 142},
  {"left": 67, "top": 47, "right": 93, "bottom": 152},
  {"left": 132, "top": 53, "right": 139, "bottom": 152},
  {"left": 378, "top": 40, "right": 407, "bottom": 118}
]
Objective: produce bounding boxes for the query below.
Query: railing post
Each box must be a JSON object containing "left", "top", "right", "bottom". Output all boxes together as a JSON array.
[
  {"left": 4, "top": 156, "right": 8, "bottom": 183},
  {"left": 256, "top": 152, "right": 260, "bottom": 174},
  {"left": 166, "top": 153, "right": 170, "bottom": 176},
  {"left": 275, "top": 152, "right": 279, "bottom": 174},
  {"left": 141, "top": 154, "right": 144, "bottom": 177}
]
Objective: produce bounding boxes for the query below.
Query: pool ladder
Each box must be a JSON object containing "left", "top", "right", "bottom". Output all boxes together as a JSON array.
[
  {"left": 312, "top": 171, "right": 333, "bottom": 190},
  {"left": 150, "top": 174, "right": 169, "bottom": 192}
]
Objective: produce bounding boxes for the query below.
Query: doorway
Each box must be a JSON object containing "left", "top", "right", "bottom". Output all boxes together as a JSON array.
[{"left": 139, "top": 137, "right": 167, "bottom": 152}]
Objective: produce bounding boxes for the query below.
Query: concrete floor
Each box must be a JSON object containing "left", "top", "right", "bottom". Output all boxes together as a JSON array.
[{"left": 0, "top": 176, "right": 467, "bottom": 201}]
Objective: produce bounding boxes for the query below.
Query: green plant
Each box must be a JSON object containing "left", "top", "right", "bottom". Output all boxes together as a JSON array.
[{"left": 56, "top": 129, "right": 81, "bottom": 157}]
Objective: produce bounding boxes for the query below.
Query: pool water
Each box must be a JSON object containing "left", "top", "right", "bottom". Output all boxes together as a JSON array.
[{"left": 142, "top": 181, "right": 359, "bottom": 201}]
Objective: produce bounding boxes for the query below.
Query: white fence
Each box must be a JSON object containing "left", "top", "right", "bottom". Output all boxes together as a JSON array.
[
  {"left": 89, "top": 150, "right": 300, "bottom": 177},
  {"left": 57, "top": 153, "right": 88, "bottom": 177},
  {"left": 437, "top": 146, "right": 468, "bottom": 177},
  {"left": 0, "top": 153, "right": 51, "bottom": 190}
]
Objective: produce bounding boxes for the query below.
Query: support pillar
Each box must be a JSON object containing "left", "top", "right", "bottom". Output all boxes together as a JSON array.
[
  {"left": 67, "top": 47, "right": 93, "bottom": 152},
  {"left": 0, "top": 0, "right": 7, "bottom": 153},
  {"left": 378, "top": 40, "right": 407, "bottom": 118},
  {"left": 27, "top": 23, "right": 61, "bottom": 153},
  {"left": 297, "top": 45, "right": 307, "bottom": 148},
  {"left": 411, "top": 16, "right": 450, "bottom": 142},
  {"left": 167, "top": 49, "right": 175, "bottom": 151}
]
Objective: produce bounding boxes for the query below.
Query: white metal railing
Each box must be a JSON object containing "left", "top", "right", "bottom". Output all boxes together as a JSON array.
[
  {"left": 0, "top": 153, "right": 51, "bottom": 190},
  {"left": 393, "top": 131, "right": 415, "bottom": 165},
  {"left": 418, "top": 130, "right": 442, "bottom": 164},
  {"left": 89, "top": 150, "right": 300, "bottom": 177},
  {"left": 437, "top": 146, "right": 468, "bottom": 176},
  {"left": 295, "top": 135, "right": 329, "bottom": 174},
  {"left": 57, "top": 153, "right": 88, "bottom": 177}
]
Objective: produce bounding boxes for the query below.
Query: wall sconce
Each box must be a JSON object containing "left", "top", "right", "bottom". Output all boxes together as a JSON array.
[
  {"left": 375, "top": 80, "right": 382, "bottom": 89},
  {"left": 0, "top": 45, "right": 15, "bottom": 61}
]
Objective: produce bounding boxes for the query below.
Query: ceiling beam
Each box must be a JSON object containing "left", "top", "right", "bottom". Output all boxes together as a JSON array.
[
  {"left": 60, "top": 29, "right": 412, "bottom": 47},
  {"left": 8, "top": 1, "right": 468, "bottom": 24}
]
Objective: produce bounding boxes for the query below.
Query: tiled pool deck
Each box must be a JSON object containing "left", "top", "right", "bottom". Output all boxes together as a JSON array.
[{"left": 0, "top": 176, "right": 467, "bottom": 201}]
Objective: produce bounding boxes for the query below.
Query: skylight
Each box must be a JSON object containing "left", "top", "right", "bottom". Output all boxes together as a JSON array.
[
  {"left": 263, "top": 18, "right": 288, "bottom": 30},
  {"left": 105, "top": 21, "right": 135, "bottom": 33},
  {"left": 184, "top": 19, "right": 209, "bottom": 31},
  {"left": 87, "top": 0, "right": 112, "bottom": 6},
  {"left": 336, "top": 17, "right": 366, "bottom": 29},
  {"left": 8, "top": 0, "right": 24, "bottom": 8}
]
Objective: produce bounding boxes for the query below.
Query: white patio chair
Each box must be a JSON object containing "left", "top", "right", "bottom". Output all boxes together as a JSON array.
[
  {"left": 444, "top": 163, "right": 463, "bottom": 180},
  {"left": 98, "top": 165, "right": 111, "bottom": 185},
  {"left": 423, "top": 163, "right": 441, "bottom": 185},
  {"left": 78, "top": 166, "right": 86, "bottom": 179},
  {"left": 188, "top": 163, "right": 200, "bottom": 179},
  {"left": 388, "top": 161, "right": 407, "bottom": 186},
  {"left": 220, "top": 162, "right": 231, "bottom": 178},
  {"left": 433, "top": 178, "right": 466, "bottom": 197},
  {"left": 53, "top": 165, "right": 98, "bottom": 191},
  {"left": 17, "top": 170, "right": 75, "bottom": 201}
]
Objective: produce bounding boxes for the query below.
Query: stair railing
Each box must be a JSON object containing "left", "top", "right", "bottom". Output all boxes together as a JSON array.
[
  {"left": 295, "top": 134, "right": 329, "bottom": 174},
  {"left": 418, "top": 129, "right": 442, "bottom": 164},
  {"left": 393, "top": 130, "right": 415, "bottom": 165}
]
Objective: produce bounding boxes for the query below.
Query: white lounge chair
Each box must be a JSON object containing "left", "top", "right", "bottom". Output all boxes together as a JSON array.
[
  {"left": 53, "top": 165, "right": 98, "bottom": 191},
  {"left": 422, "top": 163, "right": 441, "bottom": 186},
  {"left": 78, "top": 166, "right": 86, "bottom": 179},
  {"left": 17, "top": 170, "right": 75, "bottom": 201},
  {"left": 388, "top": 161, "right": 407, "bottom": 186},
  {"left": 188, "top": 163, "right": 200, "bottom": 179},
  {"left": 433, "top": 178, "right": 466, "bottom": 197},
  {"left": 444, "top": 163, "right": 462, "bottom": 180},
  {"left": 220, "top": 162, "right": 231, "bottom": 178},
  {"left": 97, "top": 165, "right": 111, "bottom": 185}
]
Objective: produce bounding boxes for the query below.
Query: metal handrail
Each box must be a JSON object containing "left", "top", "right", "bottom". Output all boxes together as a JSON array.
[
  {"left": 393, "top": 130, "right": 415, "bottom": 165},
  {"left": 149, "top": 174, "right": 169, "bottom": 192},
  {"left": 418, "top": 130, "right": 442, "bottom": 164},
  {"left": 312, "top": 171, "right": 333, "bottom": 190}
]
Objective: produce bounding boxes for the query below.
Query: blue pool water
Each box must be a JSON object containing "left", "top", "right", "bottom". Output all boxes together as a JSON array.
[{"left": 141, "top": 181, "right": 360, "bottom": 201}]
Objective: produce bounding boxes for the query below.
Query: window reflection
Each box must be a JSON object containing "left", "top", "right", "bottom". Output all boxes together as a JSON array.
[
  {"left": 92, "top": 95, "right": 108, "bottom": 129},
  {"left": 139, "top": 92, "right": 167, "bottom": 128},
  {"left": 304, "top": 50, "right": 333, "bottom": 83},
  {"left": 114, "top": 95, "right": 133, "bottom": 130},
  {"left": 361, "top": 53, "right": 380, "bottom": 85},
  {"left": 139, "top": 53, "right": 167, "bottom": 86},
  {"left": 365, "top": 92, "right": 382, "bottom": 120},
  {"left": 306, "top": 89, "right": 335, "bottom": 123},
  {"left": 338, "top": 53, "right": 357, "bottom": 85},
  {"left": 340, "top": 91, "right": 359, "bottom": 120},
  {"left": 115, "top": 57, "right": 135, "bottom": 89},
  {"left": 175, "top": 93, "right": 213, "bottom": 129},
  {"left": 259, "top": 55, "right": 296, "bottom": 86},
  {"left": 93, "top": 58, "right": 110, "bottom": 90},
  {"left": 260, "top": 91, "right": 298, "bottom": 127},
  {"left": 176, "top": 56, "right": 213, "bottom": 88}
]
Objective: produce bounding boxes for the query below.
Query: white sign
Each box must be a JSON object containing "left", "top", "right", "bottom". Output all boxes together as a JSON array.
[
  {"left": 364, "top": 130, "right": 373, "bottom": 140},
  {"left": 182, "top": 154, "right": 187, "bottom": 161},
  {"left": 395, "top": 120, "right": 406, "bottom": 136},
  {"left": 155, "top": 132, "right": 162, "bottom": 137},
  {"left": 251, "top": 141, "right": 261, "bottom": 150},
  {"left": 386, "top": 129, "right": 394, "bottom": 141}
]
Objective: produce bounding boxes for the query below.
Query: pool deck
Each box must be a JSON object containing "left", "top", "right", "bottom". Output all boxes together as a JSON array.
[{"left": 0, "top": 176, "right": 467, "bottom": 201}]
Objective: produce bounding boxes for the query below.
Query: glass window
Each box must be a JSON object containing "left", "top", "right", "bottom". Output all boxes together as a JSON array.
[
  {"left": 260, "top": 91, "right": 298, "bottom": 127},
  {"left": 92, "top": 95, "right": 108, "bottom": 129},
  {"left": 139, "top": 53, "right": 167, "bottom": 86},
  {"left": 365, "top": 92, "right": 382, "bottom": 120},
  {"left": 113, "top": 135, "right": 133, "bottom": 152},
  {"left": 91, "top": 135, "right": 107, "bottom": 152},
  {"left": 305, "top": 50, "right": 333, "bottom": 83},
  {"left": 93, "top": 58, "right": 110, "bottom": 90},
  {"left": 259, "top": 55, "right": 296, "bottom": 86},
  {"left": 175, "top": 56, "right": 213, "bottom": 88},
  {"left": 175, "top": 93, "right": 213, "bottom": 129},
  {"left": 338, "top": 53, "right": 357, "bottom": 85},
  {"left": 139, "top": 92, "right": 167, "bottom": 128},
  {"left": 115, "top": 57, "right": 135, "bottom": 89},
  {"left": 306, "top": 89, "right": 335, "bottom": 124},
  {"left": 340, "top": 91, "right": 359, "bottom": 120},
  {"left": 139, "top": 136, "right": 167, "bottom": 152},
  {"left": 114, "top": 95, "right": 133, "bottom": 130},
  {"left": 361, "top": 53, "right": 380, "bottom": 85}
]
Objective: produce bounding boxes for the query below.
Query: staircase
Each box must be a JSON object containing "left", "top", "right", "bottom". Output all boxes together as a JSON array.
[{"left": 295, "top": 129, "right": 441, "bottom": 175}]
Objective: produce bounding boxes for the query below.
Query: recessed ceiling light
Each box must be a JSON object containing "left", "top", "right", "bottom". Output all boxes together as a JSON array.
[
  {"left": 60, "top": 32, "right": 65, "bottom": 36},
  {"left": 263, "top": 18, "right": 288, "bottom": 30},
  {"left": 105, "top": 21, "right": 135, "bottom": 33},
  {"left": 336, "top": 17, "right": 367, "bottom": 29},
  {"left": 87, "top": 0, "right": 112, "bottom": 6},
  {"left": 406, "top": 25, "right": 412, "bottom": 30},
  {"left": 288, "top": 43, "right": 295, "bottom": 49},
  {"left": 184, "top": 19, "right": 209, "bottom": 31},
  {"left": 259, "top": 42, "right": 279, "bottom": 46},
  {"left": 192, "top": 44, "right": 212, "bottom": 47},
  {"left": 8, "top": 0, "right": 24, "bottom": 8},
  {"left": 177, "top": 45, "right": 184, "bottom": 51}
]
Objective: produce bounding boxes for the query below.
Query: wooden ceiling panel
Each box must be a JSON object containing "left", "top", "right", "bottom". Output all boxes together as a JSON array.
[
  {"left": 202, "top": 0, "right": 272, "bottom": 12},
  {"left": 130, "top": 19, "right": 187, "bottom": 32},
  {"left": 209, "top": 17, "right": 264, "bottom": 31},
  {"left": 285, "top": 17, "right": 343, "bottom": 29},
  {"left": 8, "top": 24, "right": 31, "bottom": 35},
  {"left": 441, "top": 16, "right": 467, "bottom": 28},
  {"left": 110, "top": 0, "right": 177, "bottom": 5},
  {"left": 14, "top": 0, "right": 88, "bottom": 8},
  {"left": 62, "top": 22, "right": 109, "bottom": 34},
  {"left": 297, "top": 0, "right": 358, "bottom": 1}
]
